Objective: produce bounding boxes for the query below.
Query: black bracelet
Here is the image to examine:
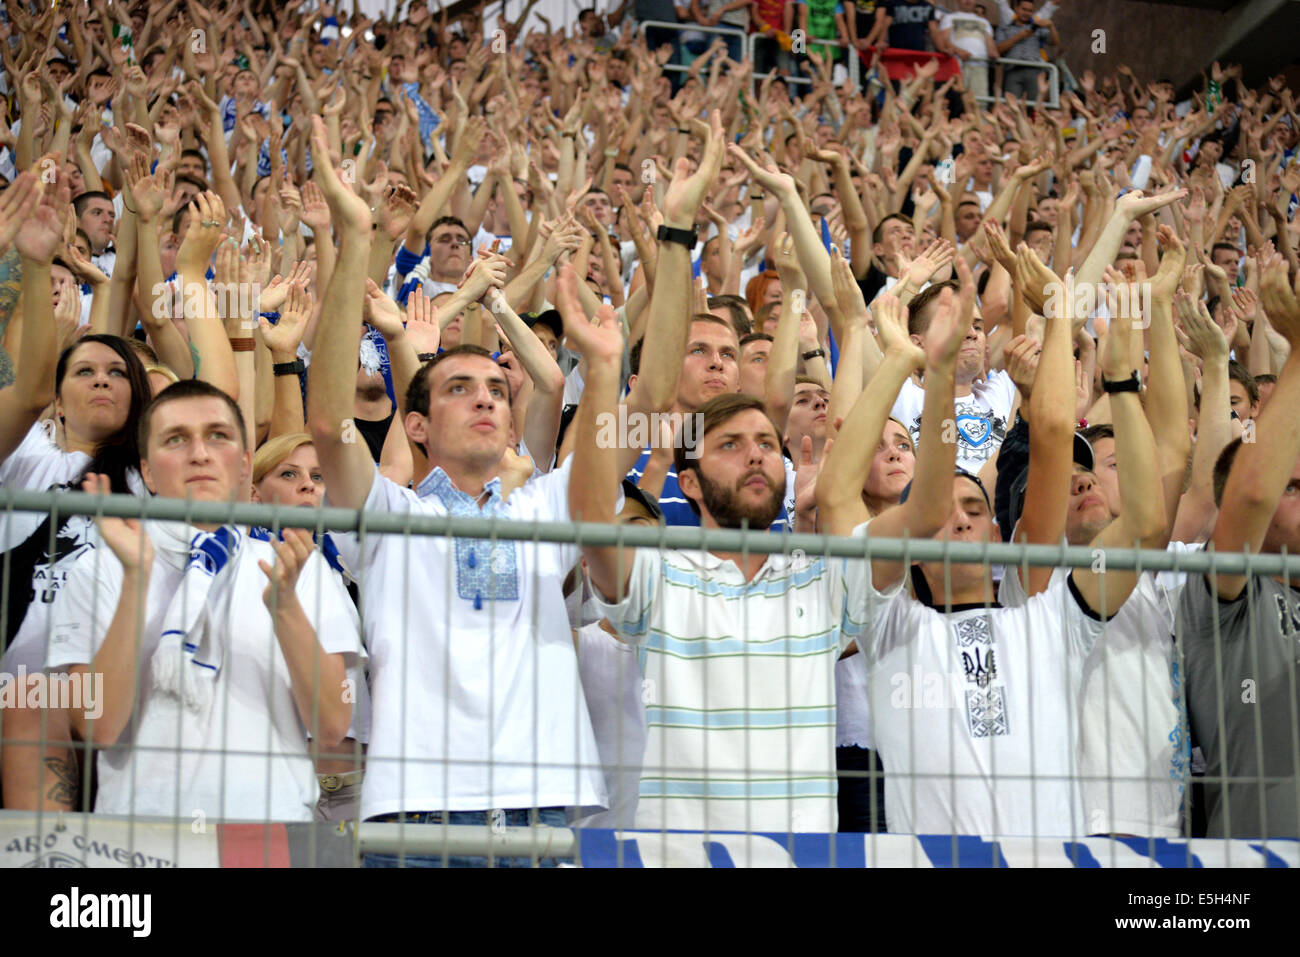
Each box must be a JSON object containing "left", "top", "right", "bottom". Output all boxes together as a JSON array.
[
  {"left": 656, "top": 223, "right": 698, "bottom": 248},
  {"left": 417, "top": 352, "right": 438, "bottom": 362},
  {"left": 1100, "top": 371, "right": 1141, "bottom": 394},
  {"left": 272, "top": 359, "right": 305, "bottom": 377},
  {"left": 750, "top": 193, "right": 765, "bottom": 200},
  {"left": 801, "top": 348, "right": 826, "bottom": 361}
]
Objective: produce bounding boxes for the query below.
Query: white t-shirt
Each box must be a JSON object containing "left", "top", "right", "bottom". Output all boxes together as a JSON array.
[
  {"left": 46, "top": 529, "right": 362, "bottom": 822},
  {"left": 941, "top": 11, "right": 993, "bottom": 61},
  {"left": 998, "top": 542, "right": 1200, "bottom": 837},
  {"left": 891, "top": 369, "right": 1017, "bottom": 475},
  {"left": 332, "top": 458, "right": 607, "bottom": 819},
  {"left": 589, "top": 523, "right": 875, "bottom": 834},
  {"left": 572, "top": 621, "right": 647, "bottom": 829},
  {"left": 0, "top": 423, "right": 90, "bottom": 552},
  {"left": 858, "top": 544, "right": 1105, "bottom": 837}
]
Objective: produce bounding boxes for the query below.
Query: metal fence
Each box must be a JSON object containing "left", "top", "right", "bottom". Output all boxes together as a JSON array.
[{"left": 1, "top": 488, "right": 1299, "bottom": 867}]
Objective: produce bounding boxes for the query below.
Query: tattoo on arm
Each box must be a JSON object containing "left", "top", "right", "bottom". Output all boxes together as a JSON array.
[
  {"left": 43, "top": 754, "right": 79, "bottom": 809},
  {"left": 0, "top": 248, "right": 23, "bottom": 388}
]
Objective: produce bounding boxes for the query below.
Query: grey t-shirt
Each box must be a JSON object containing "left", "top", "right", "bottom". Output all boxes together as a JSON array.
[{"left": 1177, "top": 572, "right": 1300, "bottom": 838}]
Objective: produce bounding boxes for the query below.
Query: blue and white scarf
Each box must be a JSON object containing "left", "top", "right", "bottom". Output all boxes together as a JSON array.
[{"left": 150, "top": 523, "right": 242, "bottom": 715}]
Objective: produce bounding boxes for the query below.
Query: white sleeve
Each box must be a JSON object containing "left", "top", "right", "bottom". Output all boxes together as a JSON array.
[
  {"left": 838, "top": 520, "right": 908, "bottom": 654},
  {"left": 46, "top": 547, "right": 126, "bottom": 670},
  {"left": 295, "top": 551, "right": 365, "bottom": 663},
  {"left": 0, "top": 424, "right": 87, "bottom": 492},
  {"left": 586, "top": 548, "right": 659, "bottom": 647}
]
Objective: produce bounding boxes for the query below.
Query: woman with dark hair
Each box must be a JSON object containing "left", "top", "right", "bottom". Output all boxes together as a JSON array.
[{"left": 0, "top": 334, "right": 151, "bottom": 811}]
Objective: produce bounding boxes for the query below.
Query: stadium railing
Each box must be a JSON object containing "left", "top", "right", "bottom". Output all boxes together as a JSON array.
[{"left": 1, "top": 488, "right": 1298, "bottom": 867}]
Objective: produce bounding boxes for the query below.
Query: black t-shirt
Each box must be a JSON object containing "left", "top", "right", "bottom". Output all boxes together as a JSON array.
[
  {"left": 883, "top": 0, "right": 936, "bottom": 50},
  {"left": 851, "top": 0, "right": 877, "bottom": 42},
  {"left": 355, "top": 413, "right": 395, "bottom": 464}
]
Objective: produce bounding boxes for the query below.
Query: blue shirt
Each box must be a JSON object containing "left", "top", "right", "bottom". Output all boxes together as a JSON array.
[{"left": 627, "top": 448, "right": 792, "bottom": 530}]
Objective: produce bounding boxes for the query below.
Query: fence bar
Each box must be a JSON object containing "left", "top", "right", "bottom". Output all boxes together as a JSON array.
[
  {"left": 1, "top": 487, "right": 1294, "bottom": 575},
  {"left": 356, "top": 822, "right": 576, "bottom": 858}
]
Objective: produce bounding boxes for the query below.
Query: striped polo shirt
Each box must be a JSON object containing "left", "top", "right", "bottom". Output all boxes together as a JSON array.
[{"left": 589, "top": 523, "right": 875, "bottom": 833}]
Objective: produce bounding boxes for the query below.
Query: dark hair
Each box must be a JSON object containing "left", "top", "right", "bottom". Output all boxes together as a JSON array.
[
  {"left": 754, "top": 301, "right": 779, "bottom": 329},
  {"left": 739, "top": 332, "right": 774, "bottom": 349},
  {"left": 872, "top": 212, "right": 912, "bottom": 246},
  {"left": 629, "top": 337, "right": 644, "bottom": 376},
  {"left": 73, "top": 190, "right": 113, "bottom": 219},
  {"left": 404, "top": 344, "right": 512, "bottom": 419},
  {"left": 907, "top": 279, "right": 960, "bottom": 337},
  {"left": 1078, "top": 423, "right": 1115, "bottom": 448},
  {"left": 1024, "top": 219, "right": 1053, "bottom": 238},
  {"left": 1255, "top": 373, "right": 1278, "bottom": 386},
  {"left": 673, "top": 393, "right": 781, "bottom": 515},
  {"left": 1228, "top": 359, "right": 1259, "bottom": 406},
  {"left": 1210, "top": 242, "right": 1239, "bottom": 261},
  {"left": 1212, "top": 436, "right": 1244, "bottom": 508},
  {"left": 706, "top": 295, "right": 752, "bottom": 337},
  {"left": 427, "top": 215, "right": 469, "bottom": 243},
  {"left": 139, "top": 379, "right": 248, "bottom": 455},
  {"left": 56, "top": 335, "right": 150, "bottom": 494}
]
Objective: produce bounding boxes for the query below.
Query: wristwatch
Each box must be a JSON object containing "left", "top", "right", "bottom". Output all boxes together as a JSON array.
[
  {"left": 273, "top": 359, "right": 306, "bottom": 377},
  {"left": 656, "top": 224, "right": 699, "bottom": 248},
  {"left": 801, "top": 348, "right": 826, "bottom": 361},
  {"left": 1100, "top": 370, "right": 1141, "bottom": 394}
]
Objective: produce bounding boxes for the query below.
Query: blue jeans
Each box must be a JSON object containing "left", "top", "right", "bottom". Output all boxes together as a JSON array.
[{"left": 363, "top": 808, "right": 570, "bottom": 868}]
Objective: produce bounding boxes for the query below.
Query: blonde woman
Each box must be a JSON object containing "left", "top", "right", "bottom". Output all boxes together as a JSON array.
[{"left": 250, "top": 433, "right": 368, "bottom": 822}]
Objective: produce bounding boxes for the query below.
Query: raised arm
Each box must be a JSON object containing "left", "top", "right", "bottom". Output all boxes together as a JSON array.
[
  {"left": 858, "top": 258, "right": 977, "bottom": 588},
  {"left": 1072, "top": 273, "right": 1168, "bottom": 617},
  {"left": 565, "top": 267, "right": 633, "bottom": 602},
  {"left": 1210, "top": 256, "right": 1300, "bottom": 599},
  {"left": 0, "top": 173, "right": 52, "bottom": 461},
  {"left": 305, "top": 117, "right": 379, "bottom": 511},
  {"left": 817, "top": 292, "right": 925, "bottom": 536}
]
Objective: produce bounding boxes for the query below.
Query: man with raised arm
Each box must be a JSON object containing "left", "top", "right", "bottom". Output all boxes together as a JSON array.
[
  {"left": 566, "top": 141, "right": 884, "bottom": 838},
  {"left": 1177, "top": 254, "right": 1300, "bottom": 839},
  {"left": 303, "top": 118, "right": 604, "bottom": 864},
  {"left": 819, "top": 258, "right": 1167, "bottom": 837}
]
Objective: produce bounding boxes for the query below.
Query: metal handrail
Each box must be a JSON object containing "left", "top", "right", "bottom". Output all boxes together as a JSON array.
[{"left": 976, "top": 56, "right": 1060, "bottom": 108}]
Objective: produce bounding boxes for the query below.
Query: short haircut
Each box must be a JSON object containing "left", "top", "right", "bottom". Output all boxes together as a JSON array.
[
  {"left": 253, "top": 432, "right": 314, "bottom": 485},
  {"left": 872, "top": 212, "right": 912, "bottom": 245},
  {"left": 1210, "top": 242, "right": 1239, "bottom": 261},
  {"left": 1024, "top": 219, "right": 1053, "bottom": 238},
  {"left": 690, "top": 313, "right": 739, "bottom": 339},
  {"left": 139, "top": 378, "right": 248, "bottom": 454},
  {"left": 629, "top": 337, "right": 644, "bottom": 376},
  {"left": 1255, "top": 373, "right": 1278, "bottom": 386},
  {"left": 1212, "top": 436, "right": 1244, "bottom": 508},
  {"left": 1228, "top": 359, "right": 1259, "bottom": 405},
  {"left": 404, "top": 344, "right": 512, "bottom": 419},
  {"left": 708, "top": 295, "right": 752, "bottom": 337},
  {"left": 174, "top": 173, "right": 209, "bottom": 193},
  {"left": 73, "top": 190, "right": 113, "bottom": 218},
  {"left": 739, "top": 332, "right": 773, "bottom": 349},
  {"left": 428, "top": 215, "right": 469, "bottom": 242},
  {"left": 673, "top": 393, "right": 781, "bottom": 514},
  {"left": 1078, "top": 423, "right": 1115, "bottom": 449},
  {"left": 907, "top": 279, "right": 960, "bottom": 337}
]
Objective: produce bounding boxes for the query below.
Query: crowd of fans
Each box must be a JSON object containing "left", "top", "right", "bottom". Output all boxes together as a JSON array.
[{"left": 0, "top": 0, "right": 1299, "bottom": 865}]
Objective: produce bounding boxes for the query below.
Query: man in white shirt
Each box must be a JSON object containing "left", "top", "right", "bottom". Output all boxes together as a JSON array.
[
  {"left": 47, "top": 380, "right": 361, "bottom": 822},
  {"left": 940, "top": 0, "right": 999, "bottom": 99},
  {"left": 304, "top": 119, "right": 605, "bottom": 865},
  {"left": 891, "top": 280, "right": 1017, "bottom": 474},
  {"left": 822, "top": 276, "right": 1166, "bottom": 838}
]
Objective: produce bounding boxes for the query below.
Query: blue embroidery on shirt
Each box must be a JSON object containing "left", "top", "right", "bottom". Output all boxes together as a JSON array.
[{"left": 418, "top": 468, "right": 519, "bottom": 606}]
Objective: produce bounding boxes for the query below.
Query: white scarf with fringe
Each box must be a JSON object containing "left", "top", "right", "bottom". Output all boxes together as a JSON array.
[{"left": 147, "top": 521, "right": 242, "bottom": 716}]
